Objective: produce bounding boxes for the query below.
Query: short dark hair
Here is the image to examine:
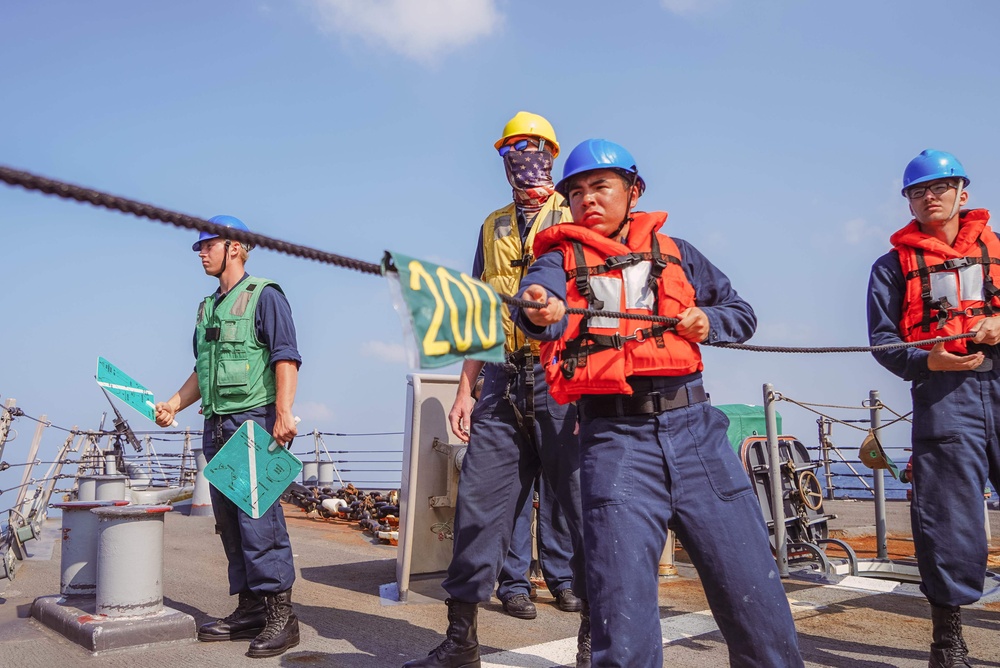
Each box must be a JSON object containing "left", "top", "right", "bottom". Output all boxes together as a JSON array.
[{"left": 565, "top": 169, "right": 634, "bottom": 194}]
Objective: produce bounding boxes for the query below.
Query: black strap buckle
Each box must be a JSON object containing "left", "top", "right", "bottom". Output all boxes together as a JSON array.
[
  {"left": 605, "top": 253, "right": 643, "bottom": 270},
  {"left": 942, "top": 257, "right": 972, "bottom": 270},
  {"left": 510, "top": 255, "right": 533, "bottom": 268},
  {"left": 205, "top": 327, "right": 221, "bottom": 342}
]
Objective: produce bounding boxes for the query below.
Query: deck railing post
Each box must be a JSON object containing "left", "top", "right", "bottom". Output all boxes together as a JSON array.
[
  {"left": 764, "top": 383, "right": 788, "bottom": 577},
  {"left": 870, "top": 390, "right": 888, "bottom": 560}
]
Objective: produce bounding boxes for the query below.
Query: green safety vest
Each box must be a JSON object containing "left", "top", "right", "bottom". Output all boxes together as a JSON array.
[{"left": 195, "top": 276, "right": 280, "bottom": 418}]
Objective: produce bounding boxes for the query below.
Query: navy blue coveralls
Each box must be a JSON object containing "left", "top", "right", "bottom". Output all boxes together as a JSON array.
[
  {"left": 443, "top": 213, "right": 587, "bottom": 605},
  {"left": 496, "top": 473, "right": 575, "bottom": 601},
  {"left": 197, "top": 273, "right": 301, "bottom": 597},
  {"left": 515, "top": 242, "right": 803, "bottom": 668},
  {"left": 868, "top": 251, "right": 1000, "bottom": 607}
]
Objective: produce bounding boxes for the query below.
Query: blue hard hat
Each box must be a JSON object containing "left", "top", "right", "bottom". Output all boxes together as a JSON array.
[
  {"left": 555, "top": 139, "right": 646, "bottom": 197},
  {"left": 901, "top": 149, "right": 970, "bottom": 196},
  {"left": 192, "top": 215, "right": 253, "bottom": 251}
]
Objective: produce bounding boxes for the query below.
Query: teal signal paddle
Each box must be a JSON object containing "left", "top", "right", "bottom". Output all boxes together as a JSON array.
[
  {"left": 203, "top": 419, "right": 303, "bottom": 519},
  {"left": 96, "top": 356, "right": 178, "bottom": 427}
]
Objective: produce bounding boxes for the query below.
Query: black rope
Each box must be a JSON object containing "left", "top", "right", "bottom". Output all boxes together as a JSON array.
[
  {"left": 0, "top": 164, "right": 979, "bottom": 354},
  {"left": 501, "top": 294, "right": 680, "bottom": 325},
  {"left": 315, "top": 431, "right": 404, "bottom": 437},
  {"left": 710, "top": 331, "right": 974, "bottom": 353},
  {"left": 0, "top": 166, "right": 383, "bottom": 276}
]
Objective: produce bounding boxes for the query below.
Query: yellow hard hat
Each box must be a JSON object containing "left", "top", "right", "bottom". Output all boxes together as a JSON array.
[{"left": 494, "top": 111, "right": 560, "bottom": 157}]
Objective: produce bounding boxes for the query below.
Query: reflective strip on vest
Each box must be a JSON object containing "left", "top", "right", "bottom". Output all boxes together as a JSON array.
[{"left": 480, "top": 194, "right": 571, "bottom": 354}]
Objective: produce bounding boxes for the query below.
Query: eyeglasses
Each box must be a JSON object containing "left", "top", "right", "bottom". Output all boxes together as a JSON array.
[
  {"left": 498, "top": 137, "right": 546, "bottom": 156},
  {"left": 905, "top": 182, "right": 957, "bottom": 200}
]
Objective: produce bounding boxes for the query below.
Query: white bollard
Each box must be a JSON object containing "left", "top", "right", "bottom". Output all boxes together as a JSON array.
[
  {"left": 190, "top": 448, "right": 213, "bottom": 517},
  {"left": 51, "top": 500, "right": 129, "bottom": 596},
  {"left": 92, "top": 505, "right": 172, "bottom": 617},
  {"left": 302, "top": 461, "right": 319, "bottom": 487},
  {"left": 94, "top": 474, "right": 128, "bottom": 502},
  {"left": 76, "top": 475, "right": 98, "bottom": 502},
  {"left": 318, "top": 461, "right": 334, "bottom": 488}
]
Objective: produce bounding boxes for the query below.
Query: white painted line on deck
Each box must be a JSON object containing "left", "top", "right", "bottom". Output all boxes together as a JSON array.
[
  {"left": 477, "top": 585, "right": 894, "bottom": 667},
  {"left": 481, "top": 609, "right": 719, "bottom": 668},
  {"left": 833, "top": 574, "right": 900, "bottom": 593}
]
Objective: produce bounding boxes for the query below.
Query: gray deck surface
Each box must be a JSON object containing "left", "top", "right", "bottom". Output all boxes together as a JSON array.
[{"left": 1, "top": 499, "right": 998, "bottom": 667}]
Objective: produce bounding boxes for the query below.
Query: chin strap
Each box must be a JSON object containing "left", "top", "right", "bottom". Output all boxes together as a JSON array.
[
  {"left": 213, "top": 240, "right": 231, "bottom": 278},
  {"left": 609, "top": 172, "right": 639, "bottom": 240},
  {"left": 949, "top": 182, "right": 965, "bottom": 220}
]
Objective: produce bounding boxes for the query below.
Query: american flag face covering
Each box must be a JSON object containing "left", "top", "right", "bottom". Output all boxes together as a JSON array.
[{"left": 503, "top": 149, "right": 555, "bottom": 208}]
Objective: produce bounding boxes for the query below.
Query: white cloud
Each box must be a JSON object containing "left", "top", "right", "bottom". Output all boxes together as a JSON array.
[
  {"left": 308, "top": 0, "right": 502, "bottom": 63},
  {"left": 296, "top": 400, "right": 335, "bottom": 422},
  {"left": 843, "top": 218, "right": 883, "bottom": 245},
  {"left": 361, "top": 339, "right": 409, "bottom": 363},
  {"left": 755, "top": 320, "right": 820, "bottom": 345},
  {"left": 660, "top": 0, "right": 727, "bottom": 16}
]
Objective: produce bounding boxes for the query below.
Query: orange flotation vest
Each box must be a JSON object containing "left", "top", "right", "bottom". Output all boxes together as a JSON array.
[
  {"left": 892, "top": 209, "right": 1000, "bottom": 354},
  {"left": 532, "top": 212, "right": 703, "bottom": 405}
]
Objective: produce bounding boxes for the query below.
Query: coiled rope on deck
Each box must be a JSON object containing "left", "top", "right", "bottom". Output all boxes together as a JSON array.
[{"left": 0, "top": 165, "right": 976, "bottom": 354}]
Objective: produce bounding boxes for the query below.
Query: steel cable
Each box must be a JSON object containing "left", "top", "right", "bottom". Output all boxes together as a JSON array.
[{"left": 0, "top": 165, "right": 979, "bottom": 354}]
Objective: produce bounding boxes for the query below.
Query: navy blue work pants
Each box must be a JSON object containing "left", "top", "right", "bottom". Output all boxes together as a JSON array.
[
  {"left": 497, "top": 474, "right": 575, "bottom": 600},
  {"left": 909, "top": 368, "right": 1000, "bottom": 606},
  {"left": 203, "top": 405, "right": 296, "bottom": 596},
  {"left": 443, "top": 362, "right": 586, "bottom": 602},
  {"left": 577, "top": 379, "right": 802, "bottom": 668}
]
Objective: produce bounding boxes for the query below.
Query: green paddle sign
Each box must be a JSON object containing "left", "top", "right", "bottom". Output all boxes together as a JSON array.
[
  {"left": 203, "top": 420, "right": 303, "bottom": 519},
  {"left": 383, "top": 251, "right": 506, "bottom": 368},
  {"left": 96, "top": 356, "right": 171, "bottom": 424}
]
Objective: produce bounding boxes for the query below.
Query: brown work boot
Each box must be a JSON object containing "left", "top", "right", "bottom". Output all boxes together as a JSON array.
[
  {"left": 928, "top": 603, "right": 971, "bottom": 667},
  {"left": 197, "top": 590, "right": 266, "bottom": 642},
  {"left": 246, "top": 589, "right": 299, "bottom": 658},
  {"left": 576, "top": 598, "right": 591, "bottom": 668},
  {"left": 402, "top": 599, "right": 480, "bottom": 667}
]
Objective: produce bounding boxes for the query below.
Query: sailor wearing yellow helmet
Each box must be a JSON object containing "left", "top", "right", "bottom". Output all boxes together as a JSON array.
[{"left": 402, "top": 113, "right": 591, "bottom": 668}]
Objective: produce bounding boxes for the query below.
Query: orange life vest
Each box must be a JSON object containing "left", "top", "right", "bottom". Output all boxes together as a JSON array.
[
  {"left": 532, "top": 212, "right": 703, "bottom": 405},
  {"left": 892, "top": 209, "right": 1000, "bottom": 354}
]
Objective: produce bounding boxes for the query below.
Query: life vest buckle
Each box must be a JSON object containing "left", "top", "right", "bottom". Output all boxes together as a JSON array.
[
  {"left": 604, "top": 253, "right": 643, "bottom": 270},
  {"left": 510, "top": 254, "right": 533, "bottom": 268},
  {"left": 942, "top": 257, "right": 972, "bottom": 270}
]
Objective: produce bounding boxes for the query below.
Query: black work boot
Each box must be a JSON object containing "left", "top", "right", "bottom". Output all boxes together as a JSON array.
[
  {"left": 246, "top": 589, "right": 300, "bottom": 658},
  {"left": 555, "top": 588, "right": 582, "bottom": 613},
  {"left": 198, "top": 590, "right": 267, "bottom": 642},
  {"left": 402, "top": 598, "right": 480, "bottom": 668},
  {"left": 576, "top": 598, "right": 591, "bottom": 668},
  {"left": 501, "top": 593, "right": 537, "bottom": 619},
  {"left": 929, "top": 603, "right": 971, "bottom": 667}
]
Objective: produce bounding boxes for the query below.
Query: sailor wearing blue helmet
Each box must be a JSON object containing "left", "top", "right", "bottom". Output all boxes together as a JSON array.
[
  {"left": 869, "top": 150, "right": 999, "bottom": 667},
  {"left": 513, "top": 139, "right": 803, "bottom": 667},
  {"left": 157, "top": 215, "right": 302, "bottom": 659}
]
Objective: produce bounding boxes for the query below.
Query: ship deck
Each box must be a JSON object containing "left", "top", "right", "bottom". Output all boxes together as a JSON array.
[{"left": 1, "top": 499, "right": 999, "bottom": 667}]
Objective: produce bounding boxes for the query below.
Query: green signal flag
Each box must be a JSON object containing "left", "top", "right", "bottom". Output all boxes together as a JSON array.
[{"left": 96, "top": 356, "right": 177, "bottom": 427}]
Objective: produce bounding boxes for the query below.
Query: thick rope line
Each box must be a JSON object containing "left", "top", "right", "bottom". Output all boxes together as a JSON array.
[
  {"left": 0, "top": 166, "right": 383, "bottom": 275},
  {"left": 711, "top": 331, "right": 974, "bottom": 353},
  {"left": 0, "top": 164, "right": 979, "bottom": 354}
]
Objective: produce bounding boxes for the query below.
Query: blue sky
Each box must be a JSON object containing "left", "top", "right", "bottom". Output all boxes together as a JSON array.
[{"left": 2, "top": 0, "right": 1000, "bottom": 484}]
